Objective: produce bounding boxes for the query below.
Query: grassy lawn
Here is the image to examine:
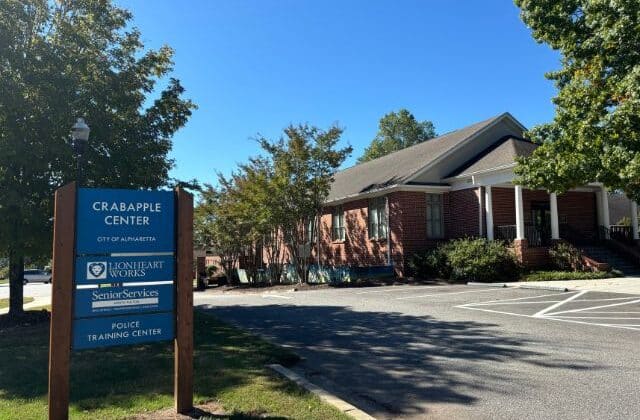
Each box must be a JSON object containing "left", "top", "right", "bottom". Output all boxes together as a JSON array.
[
  {"left": 0, "top": 297, "right": 34, "bottom": 309},
  {"left": 0, "top": 279, "right": 7, "bottom": 285},
  {"left": 520, "top": 270, "right": 619, "bottom": 282},
  {"left": 0, "top": 310, "right": 348, "bottom": 420}
]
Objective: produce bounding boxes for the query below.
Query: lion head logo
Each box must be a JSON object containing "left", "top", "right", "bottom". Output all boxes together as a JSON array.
[{"left": 87, "top": 262, "right": 107, "bottom": 280}]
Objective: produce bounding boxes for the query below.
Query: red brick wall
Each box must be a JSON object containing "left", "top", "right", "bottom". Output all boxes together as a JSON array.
[
  {"left": 445, "top": 188, "right": 481, "bottom": 238},
  {"left": 319, "top": 190, "right": 484, "bottom": 276},
  {"left": 491, "top": 187, "right": 597, "bottom": 237},
  {"left": 318, "top": 187, "right": 598, "bottom": 275},
  {"left": 319, "top": 198, "right": 391, "bottom": 269}
]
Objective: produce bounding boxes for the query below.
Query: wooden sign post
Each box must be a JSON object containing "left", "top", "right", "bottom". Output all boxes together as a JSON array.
[
  {"left": 175, "top": 187, "right": 194, "bottom": 413},
  {"left": 48, "top": 182, "right": 76, "bottom": 420},
  {"left": 47, "top": 184, "right": 193, "bottom": 420}
]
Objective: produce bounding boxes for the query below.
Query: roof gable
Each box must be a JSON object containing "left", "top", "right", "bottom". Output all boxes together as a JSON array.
[
  {"left": 447, "top": 137, "right": 538, "bottom": 178},
  {"left": 327, "top": 113, "right": 524, "bottom": 202}
]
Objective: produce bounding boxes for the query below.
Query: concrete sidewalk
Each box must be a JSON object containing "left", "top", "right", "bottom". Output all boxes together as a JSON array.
[
  {"left": 0, "top": 296, "right": 51, "bottom": 315},
  {"left": 505, "top": 277, "right": 640, "bottom": 295}
]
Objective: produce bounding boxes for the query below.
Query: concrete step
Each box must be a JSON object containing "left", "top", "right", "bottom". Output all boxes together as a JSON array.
[{"left": 580, "top": 245, "right": 640, "bottom": 274}]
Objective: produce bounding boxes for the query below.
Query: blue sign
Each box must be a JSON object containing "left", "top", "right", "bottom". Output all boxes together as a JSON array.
[
  {"left": 75, "top": 255, "right": 174, "bottom": 284},
  {"left": 73, "top": 312, "right": 174, "bottom": 350},
  {"left": 76, "top": 188, "right": 175, "bottom": 254},
  {"left": 74, "top": 284, "right": 174, "bottom": 318}
]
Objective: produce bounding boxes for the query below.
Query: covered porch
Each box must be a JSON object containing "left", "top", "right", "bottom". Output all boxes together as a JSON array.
[{"left": 483, "top": 182, "right": 640, "bottom": 266}]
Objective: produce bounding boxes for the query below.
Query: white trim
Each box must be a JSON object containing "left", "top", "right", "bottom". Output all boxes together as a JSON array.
[
  {"left": 600, "top": 185, "right": 611, "bottom": 228},
  {"left": 550, "top": 192, "right": 560, "bottom": 240},
  {"left": 446, "top": 163, "right": 516, "bottom": 180},
  {"left": 485, "top": 185, "right": 494, "bottom": 240},
  {"left": 515, "top": 185, "right": 525, "bottom": 240},
  {"left": 324, "top": 184, "right": 450, "bottom": 205},
  {"left": 404, "top": 113, "right": 526, "bottom": 184}
]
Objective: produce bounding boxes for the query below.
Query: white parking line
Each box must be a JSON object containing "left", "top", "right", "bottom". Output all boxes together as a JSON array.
[
  {"left": 396, "top": 288, "right": 502, "bottom": 300},
  {"left": 573, "top": 297, "right": 639, "bottom": 302},
  {"left": 570, "top": 311, "right": 640, "bottom": 314},
  {"left": 262, "top": 294, "right": 292, "bottom": 300},
  {"left": 457, "top": 290, "right": 640, "bottom": 332},
  {"left": 467, "top": 300, "right": 562, "bottom": 306},
  {"left": 550, "top": 316, "right": 640, "bottom": 320},
  {"left": 545, "top": 298, "right": 640, "bottom": 316},
  {"left": 533, "top": 291, "right": 587, "bottom": 317},
  {"left": 460, "top": 305, "right": 640, "bottom": 331},
  {"left": 355, "top": 285, "right": 451, "bottom": 295},
  {"left": 459, "top": 291, "right": 575, "bottom": 307}
]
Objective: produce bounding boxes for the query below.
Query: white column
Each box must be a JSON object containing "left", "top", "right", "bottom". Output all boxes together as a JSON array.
[
  {"left": 550, "top": 192, "right": 560, "bottom": 240},
  {"left": 478, "top": 187, "right": 483, "bottom": 237},
  {"left": 631, "top": 200, "right": 639, "bottom": 240},
  {"left": 601, "top": 186, "right": 610, "bottom": 228},
  {"left": 485, "top": 186, "right": 494, "bottom": 240},
  {"left": 515, "top": 185, "right": 525, "bottom": 240}
]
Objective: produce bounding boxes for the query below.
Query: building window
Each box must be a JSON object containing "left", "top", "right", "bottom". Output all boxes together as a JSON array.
[
  {"left": 368, "top": 196, "right": 388, "bottom": 239},
  {"left": 332, "top": 206, "right": 345, "bottom": 241},
  {"left": 426, "top": 193, "right": 444, "bottom": 238}
]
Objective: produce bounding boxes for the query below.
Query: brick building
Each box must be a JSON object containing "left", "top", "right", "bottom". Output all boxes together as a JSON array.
[{"left": 318, "top": 113, "right": 640, "bottom": 276}]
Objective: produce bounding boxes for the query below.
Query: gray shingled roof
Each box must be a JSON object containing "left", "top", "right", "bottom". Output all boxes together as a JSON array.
[
  {"left": 327, "top": 114, "right": 505, "bottom": 202},
  {"left": 449, "top": 137, "right": 538, "bottom": 178}
]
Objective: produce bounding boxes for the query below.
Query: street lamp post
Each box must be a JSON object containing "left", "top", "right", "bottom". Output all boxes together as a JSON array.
[{"left": 71, "top": 118, "right": 90, "bottom": 186}]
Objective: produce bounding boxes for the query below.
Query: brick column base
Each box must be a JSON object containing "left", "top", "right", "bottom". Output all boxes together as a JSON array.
[{"left": 513, "top": 239, "right": 528, "bottom": 264}]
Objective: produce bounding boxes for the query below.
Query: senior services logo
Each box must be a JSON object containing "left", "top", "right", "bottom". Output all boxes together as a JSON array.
[{"left": 87, "top": 262, "right": 107, "bottom": 280}]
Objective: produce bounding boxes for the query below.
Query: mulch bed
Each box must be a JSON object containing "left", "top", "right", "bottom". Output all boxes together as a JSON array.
[{"left": 198, "top": 278, "right": 446, "bottom": 295}]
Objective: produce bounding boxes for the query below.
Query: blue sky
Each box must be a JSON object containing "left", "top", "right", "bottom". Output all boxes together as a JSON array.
[{"left": 117, "top": 0, "right": 560, "bottom": 186}]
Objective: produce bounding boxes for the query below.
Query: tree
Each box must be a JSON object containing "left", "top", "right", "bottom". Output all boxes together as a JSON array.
[
  {"left": 357, "top": 109, "right": 436, "bottom": 163},
  {"left": 194, "top": 185, "right": 244, "bottom": 284},
  {"left": 259, "top": 124, "right": 352, "bottom": 283},
  {"left": 0, "top": 0, "right": 195, "bottom": 317},
  {"left": 514, "top": 0, "right": 640, "bottom": 201}
]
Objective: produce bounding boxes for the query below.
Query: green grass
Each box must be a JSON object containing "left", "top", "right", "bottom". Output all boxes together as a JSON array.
[
  {"left": 520, "top": 270, "right": 620, "bottom": 282},
  {"left": 0, "top": 297, "right": 34, "bottom": 309},
  {"left": 0, "top": 310, "right": 349, "bottom": 420}
]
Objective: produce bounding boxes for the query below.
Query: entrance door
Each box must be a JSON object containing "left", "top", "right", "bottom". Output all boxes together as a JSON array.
[{"left": 531, "top": 202, "right": 551, "bottom": 246}]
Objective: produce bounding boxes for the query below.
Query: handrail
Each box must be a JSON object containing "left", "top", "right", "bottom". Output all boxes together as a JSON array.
[{"left": 494, "top": 224, "right": 548, "bottom": 248}]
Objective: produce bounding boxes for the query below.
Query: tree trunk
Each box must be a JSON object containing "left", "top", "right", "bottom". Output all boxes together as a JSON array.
[{"left": 8, "top": 249, "right": 24, "bottom": 317}]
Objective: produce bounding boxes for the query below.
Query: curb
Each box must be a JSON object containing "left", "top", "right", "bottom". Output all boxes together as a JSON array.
[
  {"left": 267, "top": 364, "right": 376, "bottom": 420},
  {"left": 466, "top": 282, "right": 571, "bottom": 292},
  {"left": 515, "top": 284, "right": 571, "bottom": 292},
  {"left": 467, "top": 282, "right": 508, "bottom": 288}
]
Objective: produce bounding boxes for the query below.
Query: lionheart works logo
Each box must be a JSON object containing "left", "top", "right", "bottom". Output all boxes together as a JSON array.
[{"left": 87, "top": 262, "right": 107, "bottom": 280}]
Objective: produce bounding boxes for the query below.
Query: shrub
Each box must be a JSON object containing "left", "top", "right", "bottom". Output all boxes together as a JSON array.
[
  {"left": 521, "top": 270, "right": 621, "bottom": 282},
  {"left": 440, "top": 238, "right": 520, "bottom": 283},
  {"left": 410, "top": 238, "right": 519, "bottom": 283},
  {"left": 409, "top": 247, "right": 449, "bottom": 279},
  {"left": 206, "top": 264, "right": 218, "bottom": 277},
  {"left": 549, "top": 242, "right": 584, "bottom": 271}
]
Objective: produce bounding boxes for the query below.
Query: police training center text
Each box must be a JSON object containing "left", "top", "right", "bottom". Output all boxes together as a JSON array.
[{"left": 84, "top": 320, "right": 164, "bottom": 343}]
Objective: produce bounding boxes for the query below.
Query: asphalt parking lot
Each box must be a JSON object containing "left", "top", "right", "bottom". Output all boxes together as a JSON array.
[{"left": 197, "top": 284, "right": 640, "bottom": 420}]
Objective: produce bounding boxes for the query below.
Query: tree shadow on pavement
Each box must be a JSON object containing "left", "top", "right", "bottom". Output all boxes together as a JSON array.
[{"left": 207, "top": 304, "right": 605, "bottom": 418}]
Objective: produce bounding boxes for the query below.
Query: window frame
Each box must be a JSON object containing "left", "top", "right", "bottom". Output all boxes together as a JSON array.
[
  {"left": 368, "top": 196, "right": 388, "bottom": 240},
  {"left": 426, "top": 193, "right": 444, "bottom": 239},
  {"left": 331, "top": 205, "right": 345, "bottom": 242}
]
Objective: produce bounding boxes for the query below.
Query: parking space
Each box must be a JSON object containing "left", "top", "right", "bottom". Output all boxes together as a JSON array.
[
  {"left": 197, "top": 284, "right": 640, "bottom": 419},
  {"left": 458, "top": 290, "right": 640, "bottom": 331}
]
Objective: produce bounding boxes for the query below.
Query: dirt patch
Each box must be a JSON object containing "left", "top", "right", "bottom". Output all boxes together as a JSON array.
[
  {"left": 0, "top": 309, "right": 50, "bottom": 331},
  {"left": 128, "top": 401, "right": 227, "bottom": 419}
]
